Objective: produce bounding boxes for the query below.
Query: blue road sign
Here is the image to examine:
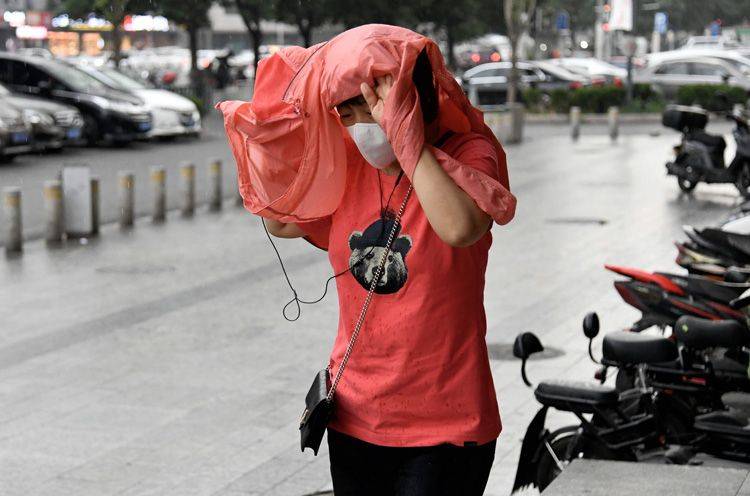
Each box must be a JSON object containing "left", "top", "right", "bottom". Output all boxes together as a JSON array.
[
  {"left": 556, "top": 12, "right": 570, "bottom": 31},
  {"left": 654, "top": 12, "right": 668, "bottom": 34}
]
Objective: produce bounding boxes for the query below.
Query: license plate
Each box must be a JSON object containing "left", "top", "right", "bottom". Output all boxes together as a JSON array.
[
  {"left": 138, "top": 122, "right": 151, "bottom": 132},
  {"left": 66, "top": 127, "right": 81, "bottom": 139},
  {"left": 10, "top": 131, "right": 29, "bottom": 144}
]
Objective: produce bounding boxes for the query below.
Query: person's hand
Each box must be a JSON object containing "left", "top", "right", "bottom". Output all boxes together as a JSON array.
[{"left": 360, "top": 75, "right": 393, "bottom": 127}]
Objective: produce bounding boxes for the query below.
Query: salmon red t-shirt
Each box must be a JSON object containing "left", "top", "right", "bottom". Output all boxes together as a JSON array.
[{"left": 299, "top": 132, "right": 503, "bottom": 447}]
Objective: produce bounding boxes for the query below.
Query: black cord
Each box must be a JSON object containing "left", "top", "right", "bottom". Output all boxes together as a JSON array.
[{"left": 262, "top": 168, "right": 406, "bottom": 322}]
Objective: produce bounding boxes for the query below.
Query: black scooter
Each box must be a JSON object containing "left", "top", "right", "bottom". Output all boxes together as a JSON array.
[
  {"left": 664, "top": 105, "right": 750, "bottom": 195},
  {"left": 511, "top": 317, "right": 682, "bottom": 493}
]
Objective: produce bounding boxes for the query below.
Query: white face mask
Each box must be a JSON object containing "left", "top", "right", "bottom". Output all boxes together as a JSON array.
[{"left": 346, "top": 122, "right": 397, "bottom": 169}]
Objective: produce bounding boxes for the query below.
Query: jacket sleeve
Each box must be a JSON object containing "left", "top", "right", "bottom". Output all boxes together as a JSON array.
[{"left": 428, "top": 134, "right": 516, "bottom": 226}]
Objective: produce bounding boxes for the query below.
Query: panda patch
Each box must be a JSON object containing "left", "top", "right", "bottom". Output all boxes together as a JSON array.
[{"left": 348, "top": 213, "right": 412, "bottom": 294}]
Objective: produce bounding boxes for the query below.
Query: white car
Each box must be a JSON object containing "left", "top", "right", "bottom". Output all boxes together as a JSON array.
[
  {"left": 549, "top": 57, "right": 627, "bottom": 83},
  {"left": 644, "top": 49, "right": 750, "bottom": 79},
  {"left": 75, "top": 64, "right": 201, "bottom": 138}
]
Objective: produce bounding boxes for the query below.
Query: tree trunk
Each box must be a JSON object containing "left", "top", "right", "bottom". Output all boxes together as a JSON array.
[
  {"left": 508, "top": 34, "right": 519, "bottom": 105},
  {"left": 188, "top": 25, "right": 199, "bottom": 85},
  {"left": 250, "top": 28, "right": 262, "bottom": 90},
  {"left": 299, "top": 23, "right": 312, "bottom": 47},
  {"left": 445, "top": 25, "right": 456, "bottom": 71},
  {"left": 111, "top": 25, "right": 123, "bottom": 68}
]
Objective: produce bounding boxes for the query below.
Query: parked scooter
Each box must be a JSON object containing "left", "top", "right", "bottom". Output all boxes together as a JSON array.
[
  {"left": 511, "top": 318, "right": 682, "bottom": 493},
  {"left": 677, "top": 224, "right": 750, "bottom": 278},
  {"left": 663, "top": 105, "right": 750, "bottom": 195},
  {"left": 605, "top": 264, "right": 749, "bottom": 331}
]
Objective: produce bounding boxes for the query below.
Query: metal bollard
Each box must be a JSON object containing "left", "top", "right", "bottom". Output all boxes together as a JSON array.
[
  {"left": 150, "top": 166, "right": 166, "bottom": 222},
  {"left": 3, "top": 187, "right": 22, "bottom": 254},
  {"left": 570, "top": 106, "right": 581, "bottom": 141},
  {"left": 90, "top": 176, "right": 99, "bottom": 236},
  {"left": 118, "top": 171, "right": 135, "bottom": 228},
  {"left": 180, "top": 162, "right": 196, "bottom": 217},
  {"left": 209, "top": 159, "right": 222, "bottom": 211},
  {"left": 608, "top": 106, "right": 620, "bottom": 141},
  {"left": 43, "top": 180, "right": 64, "bottom": 243}
]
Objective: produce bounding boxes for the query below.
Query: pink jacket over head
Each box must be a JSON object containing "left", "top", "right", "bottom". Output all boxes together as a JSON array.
[{"left": 216, "top": 24, "right": 516, "bottom": 225}]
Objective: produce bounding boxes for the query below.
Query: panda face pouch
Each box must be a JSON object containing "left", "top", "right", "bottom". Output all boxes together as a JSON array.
[{"left": 300, "top": 183, "right": 413, "bottom": 455}]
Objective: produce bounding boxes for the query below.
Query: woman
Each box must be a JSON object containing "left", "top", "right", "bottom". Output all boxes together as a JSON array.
[{"left": 218, "top": 25, "right": 516, "bottom": 496}]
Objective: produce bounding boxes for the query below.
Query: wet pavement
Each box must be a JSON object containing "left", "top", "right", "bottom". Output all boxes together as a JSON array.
[{"left": 1, "top": 123, "right": 747, "bottom": 495}]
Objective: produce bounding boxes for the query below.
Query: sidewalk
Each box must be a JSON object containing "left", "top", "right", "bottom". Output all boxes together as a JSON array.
[{"left": 1, "top": 130, "right": 744, "bottom": 495}]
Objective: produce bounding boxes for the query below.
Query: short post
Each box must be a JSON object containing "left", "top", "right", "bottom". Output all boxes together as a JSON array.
[
  {"left": 180, "top": 162, "right": 195, "bottom": 217},
  {"left": 3, "top": 187, "right": 22, "bottom": 254},
  {"left": 209, "top": 158, "right": 222, "bottom": 211},
  {"left": 90, "top": 176, "right": 99, "bottom": 236},
  {"left": 150, "top": 166, "right": 166, "bottom": 222},
  {"left": 118, "top": 171, "right": 135, "bottom": 228},
  {"left": 43, "top": 180, "right": 64, "bottom": 243},
  {"left": 608, "top": 106, "right": 620, "bottom": 141},
  {"left": 570, "top": 106, "right": 581, "bottom": 140},
  {"left": 468, "top": 82, "right": 479, "bottom": 107}
]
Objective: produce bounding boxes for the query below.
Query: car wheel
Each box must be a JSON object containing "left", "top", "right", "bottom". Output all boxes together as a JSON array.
[{"left": 82, "top": 114, "right": 101, "bottom": 146}]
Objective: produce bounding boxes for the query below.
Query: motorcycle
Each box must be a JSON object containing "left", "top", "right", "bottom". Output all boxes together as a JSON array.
[
  {"left": 605, "top": 264, "right": 749, "bottom": 331},
  {"left": 663, "top": 105, "right": 750, "bottom": 195}
]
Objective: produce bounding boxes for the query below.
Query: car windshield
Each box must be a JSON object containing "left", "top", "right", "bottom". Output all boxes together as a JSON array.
[
  {"left": 99, "top": 68, "right": 150, "bottom": 90},
  {"left": 44, "top": 62, "right": 108, "bottom": 93}
]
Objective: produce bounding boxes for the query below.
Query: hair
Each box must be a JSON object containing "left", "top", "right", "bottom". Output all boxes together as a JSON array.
[{"left": 337, "top": 49, "right": 439, "bottom": 125}]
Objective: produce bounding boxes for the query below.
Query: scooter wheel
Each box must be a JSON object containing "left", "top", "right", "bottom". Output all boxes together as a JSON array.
[{"left": 678, "top": 178, "right": 697, "bottom": 193}]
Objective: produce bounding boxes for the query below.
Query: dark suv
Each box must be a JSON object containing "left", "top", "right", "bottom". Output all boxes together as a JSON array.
[{"left": 0, "top": 53, "right": 152, "bottom": 145}]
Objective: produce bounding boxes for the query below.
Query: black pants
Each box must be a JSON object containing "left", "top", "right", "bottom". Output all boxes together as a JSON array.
[{"left": 327, "top": 428, "right": 496, "bottom": 496}]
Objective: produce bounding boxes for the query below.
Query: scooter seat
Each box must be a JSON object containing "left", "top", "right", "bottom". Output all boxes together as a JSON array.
[
  {"left": 723, "top": 392, "right": 750, "bottom": 418},
  {"left": 691, "top": 130, "right": 727, "bottom": 152},
  {"left": 674, "top": 316, "right": 750, "bottom": 350},
  {"left": 535, "top": 379, "right": 619, "bottom": 413},
  {"left": 694, "top": 410, "right": 750, "bottom": 433},
  {"left": 602, "top": 331, "right": 678, "bottom": 365}
]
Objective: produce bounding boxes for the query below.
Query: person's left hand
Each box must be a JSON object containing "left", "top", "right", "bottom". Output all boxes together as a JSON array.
[{"left": 360, "top": 75, "right": 393, "bottom": 127}]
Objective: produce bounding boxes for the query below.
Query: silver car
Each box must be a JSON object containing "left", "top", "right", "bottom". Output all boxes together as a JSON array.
[
  {"left": 461, "top": 61, "right": 586, "bottom": 106},
  {"left": 636, "top": 56, "right": 750, "bottom": 99}
]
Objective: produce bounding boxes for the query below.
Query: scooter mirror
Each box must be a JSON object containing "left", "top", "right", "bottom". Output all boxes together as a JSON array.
[
  {"left": 583, "top": 312, "right": 600, "bottom": 339},
  {"left": 513, "top": 332, "right": 544, "bottom": 360}
]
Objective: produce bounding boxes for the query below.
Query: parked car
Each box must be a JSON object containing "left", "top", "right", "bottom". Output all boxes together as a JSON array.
[
  {"left": 548, "top": 57, "right": 626, "bottom": 86},
  {"left": 0, "top": 82, "right": 83, "bottom": 152},
  {"left": 635, "top": 55, "right": 750, "bottom": 99},
  {"left": 645, "top": 49, "right": 750, "bottom": 79},
  {"left": 0, "top": 53, "right": 152, "bottom": 146},
  {"left": 530, "top": 60, "right": 591, "bottom": 89},
  {"left": 74, "top": 64, "right": 201, "bottom": 139},
  {"left": 681, "top": 36, "right": 742, "bottom": 51},
  {"left": 461, "top": 61, "right": 590, "bottom": 105},
  {"left": 0, "top": 103, "right": 31, "bottom": 161}
]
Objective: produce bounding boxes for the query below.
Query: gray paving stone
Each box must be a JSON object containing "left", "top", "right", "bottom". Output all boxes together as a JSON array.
[{"left": 2, "top": 126, "right": 747, "bottom": 495}]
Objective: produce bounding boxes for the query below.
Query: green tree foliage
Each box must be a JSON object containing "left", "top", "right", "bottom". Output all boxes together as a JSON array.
[
  {"left": 413, "top": 0, "right": 504, "bottom": 70},
  {"left": 59, "top": 0, "right": 152, "bottom": 66},
  {"left": 219, "top": 0, "right": 269, "bottom": 79},
  {"left": 328, "top": 0, "right": 419, "bottom": 30},
  {"left": 274, "top": 0, "right": 334, "bottom": 47}
]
